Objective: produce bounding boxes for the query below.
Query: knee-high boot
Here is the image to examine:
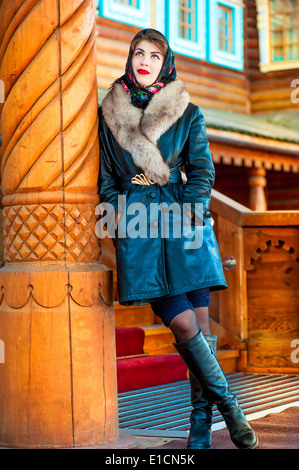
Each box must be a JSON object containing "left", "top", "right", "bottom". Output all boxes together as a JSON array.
[
  {"left": 175, "top": 331, "right": 258, "bottom": 449},
  {"left": 187, "top": 334, "right": 217, "bottom": 449}
]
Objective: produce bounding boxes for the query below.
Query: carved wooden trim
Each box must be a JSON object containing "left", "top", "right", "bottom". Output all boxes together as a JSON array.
[
  {"left": 3, "top": 203, "right": 100, "bottom": 263},
  {"left": 0, "top": 0, "right": 99, "bottom": 265},
  {"left": 244, "top": 231, "right": 299, "bottom": 271}
]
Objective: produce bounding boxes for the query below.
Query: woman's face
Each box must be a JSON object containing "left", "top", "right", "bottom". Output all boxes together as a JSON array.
[{"left": 132, "top": 40, "right": 164, "bottom": 87}]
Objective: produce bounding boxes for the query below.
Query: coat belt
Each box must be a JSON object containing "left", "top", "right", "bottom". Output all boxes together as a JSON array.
[{"left": 119, "top": 167, "right": 182, "bottom": 191}]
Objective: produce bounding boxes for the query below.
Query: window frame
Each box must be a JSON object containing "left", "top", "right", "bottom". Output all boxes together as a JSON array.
[
  {"left": 166, "top": 0, "right": 244, "bottom": 70},
  {"left": 208, "top": 0, "right": 244, "bottom": 71},
  {"left": 269, "top": 0, "right": 299, "bottom": 62},
  {"left": 256, "top": 0, "right": 299, "bottom": 72},
  {"left": 218, "top": 4, "right": 233, "bottom": 53},
  {"left": 178, "top": 0, "right": 197, "bottom": 42},
  {"left": 167, "top": 0, "right": 207, "bottom": 61},
  {"left": 99, "top": 0, "right": 151, "bottom": 28}
]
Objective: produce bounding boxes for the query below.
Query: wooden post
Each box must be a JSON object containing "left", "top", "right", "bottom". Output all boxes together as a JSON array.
[
  {"left": 248, "top": 167, "right": 267, "bottom": 211},
  {"left": 0, "top": 0, "right": 119, "bottom": 448}
]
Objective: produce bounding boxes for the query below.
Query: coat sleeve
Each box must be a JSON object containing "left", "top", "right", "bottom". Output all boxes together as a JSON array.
[
  {"left": 98, "top": 108, "right": 121, "bottom": 213},
  {"left": 181, "top": 105, "right": 215, "bottom": 221}
]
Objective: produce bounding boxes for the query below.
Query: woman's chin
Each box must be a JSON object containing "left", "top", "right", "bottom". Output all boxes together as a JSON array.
[
  {"left": 135, "top": 74, "right": 154, "bottom": 87},
  {"left": 138, "top": 79, "right": 152, "bottom": 87}
]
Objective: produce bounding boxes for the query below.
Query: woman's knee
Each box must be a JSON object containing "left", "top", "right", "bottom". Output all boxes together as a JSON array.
[
  {"left": 169, "top": 309, "right": 199, "bottom": 342},
  {"left": 194, "top": 306, "right": 210, "bottom": 334}
]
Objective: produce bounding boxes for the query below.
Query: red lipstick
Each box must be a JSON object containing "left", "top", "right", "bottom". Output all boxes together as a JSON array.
[{"left": 137, "top": 69, "right": 150, "bottom": 75}]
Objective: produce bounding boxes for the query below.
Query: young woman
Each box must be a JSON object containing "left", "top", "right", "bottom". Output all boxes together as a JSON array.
[{"left": 98, "top": 28, "right": 258, "bottom": 450}]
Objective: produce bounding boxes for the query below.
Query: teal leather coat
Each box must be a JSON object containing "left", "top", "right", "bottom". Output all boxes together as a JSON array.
[{"left": 98, "top": 79, "right": 227, "bottom": 305}]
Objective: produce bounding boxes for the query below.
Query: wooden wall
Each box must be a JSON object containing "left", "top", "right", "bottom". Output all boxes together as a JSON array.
[
  {"left": 97, "top": 3, "right": 299, "bottom": 115},
  {"left": 265, "top": 170, "right": 299, "bottom": 210},
  {"left": 244, "top": 0, "right": 299, "bottom": 114},
  {"left": 96, "top": 17, "right": 251, "bottom": 114},
  {"left": 96, "top": 7, "right": 298, "bottom": 212}
]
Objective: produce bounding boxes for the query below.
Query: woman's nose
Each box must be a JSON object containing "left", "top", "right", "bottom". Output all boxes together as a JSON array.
[{"left": 141, "top": 56, "right": 149, "bottom": 66}]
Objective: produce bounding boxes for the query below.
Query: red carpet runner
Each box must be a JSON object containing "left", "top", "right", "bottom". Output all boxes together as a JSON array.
[{"left": 116, "top": 327, "right": 187, "bottom": 393}]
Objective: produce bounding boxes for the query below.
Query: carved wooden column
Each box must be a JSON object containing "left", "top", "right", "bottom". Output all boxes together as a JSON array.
[
  {"left": 0, "top": 0, "right": 119, "bottom": 448},
  {"left": 248, "top": 167, "right": 267, "bottom": 211}
]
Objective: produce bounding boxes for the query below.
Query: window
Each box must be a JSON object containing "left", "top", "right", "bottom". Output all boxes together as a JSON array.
[
  {"left": 256, "top": 0, "right": 299, "bottom": 72},
  {"left": 168, "top": 0, "right": 207, "bottom": 60},
  {"left": 179, "top": 0, "right": 196, "bottom": 42},
  {"left": 98, "top": 0, "right": 244, "bottom": 70},
  {"left": 270, "top": 0, "right": 299, "bottom": 61},
  {"left": 99, "top": 0, "right": 150, "bottom": 28},
  {"left": 167, "top": 0, "right": 244, "bottom": 69},
  {"left": 114, "top": 0, "right": 139, "bottom": 6},
  {"left": 218, "top": 4, "right": 233, "bottom": 53},
  {"left": 208, "top": 1, "right": 244, "bottom": 70}
]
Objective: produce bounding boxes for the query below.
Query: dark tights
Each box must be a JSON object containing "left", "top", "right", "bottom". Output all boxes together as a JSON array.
[
  {"left": 150, "top": 290, "right": 211, "bottom": 343},
  {"left": 169, "top": 306, "right": 211, "bottom": 343}
]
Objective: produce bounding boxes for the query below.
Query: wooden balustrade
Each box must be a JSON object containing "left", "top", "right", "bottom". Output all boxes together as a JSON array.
[{"left": 210, "top": 189, "right": 299, "bottom": 373}]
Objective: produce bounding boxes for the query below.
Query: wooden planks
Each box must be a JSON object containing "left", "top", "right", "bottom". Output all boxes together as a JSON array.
[
  {"left": 211, "top": 190, "right": 299, "bottom": 373},
  {"left": 244, "top": 227, "right": 299, "bottom": 372},
  {"left": 244, "top": 0, "right": 299, "bottom": 113}
]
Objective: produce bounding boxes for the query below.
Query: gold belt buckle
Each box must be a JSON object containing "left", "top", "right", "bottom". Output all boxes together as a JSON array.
[{"left": 131, "top": 173, "right": 155, "bottom": 186}]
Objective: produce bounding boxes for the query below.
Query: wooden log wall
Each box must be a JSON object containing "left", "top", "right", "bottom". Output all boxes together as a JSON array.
[
  {"left": 96, "top": 17, "right": 251, "bottom": 114},
  {"left": 97, "top": 4, "right": 299, "bottom": 114},
  {"left": 244, "top": 0, "right": 299, "bottom": 114}
]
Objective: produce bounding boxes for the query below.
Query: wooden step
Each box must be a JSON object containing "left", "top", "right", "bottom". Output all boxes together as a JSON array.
[
  {"left": 142, "top": 324, "right": 176, "bottom": 355},
  {"left": 217, "top": 349, "right": 245, "bottom": 373},
  {"left": 114, "top": 301, "right": 155, "bottom": 328},
  {"left": 141, "top": 324, "right": 245, "bottom": 373},
  {"left": 114, "top": 302, "right": 246, "bottom": 373}
]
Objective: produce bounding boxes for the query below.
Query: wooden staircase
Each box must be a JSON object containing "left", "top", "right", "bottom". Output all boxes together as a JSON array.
[{"left": 114, "top": 301, "right": 246, "bottom": 374}]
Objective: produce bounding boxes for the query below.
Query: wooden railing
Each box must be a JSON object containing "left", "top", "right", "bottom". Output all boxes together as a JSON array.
[
  {"left": 210, "top": 189, "right": 299, "bottom": 373},
  {"left": 99, "top": 188, "right": 299, "bottom": 373}
]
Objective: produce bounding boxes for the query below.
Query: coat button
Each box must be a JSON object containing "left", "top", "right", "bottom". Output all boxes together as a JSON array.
[
  {"left": 150, "top": 192, "right": 157, "bottom": 198},
  {"left": 204, "top": 210, "right": 211, "bottom": 218}
]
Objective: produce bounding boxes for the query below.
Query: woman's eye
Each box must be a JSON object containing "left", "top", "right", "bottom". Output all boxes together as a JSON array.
[{"left": 152, "top": 54, "right": 160, "bottom": 59}]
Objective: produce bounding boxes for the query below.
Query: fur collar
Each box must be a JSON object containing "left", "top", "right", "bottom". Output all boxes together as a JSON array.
[{"left": 101, "top": 79, "right": 190, "bottom": 185}]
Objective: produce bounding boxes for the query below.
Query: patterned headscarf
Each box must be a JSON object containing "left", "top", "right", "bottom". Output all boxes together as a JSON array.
[{"left": 115, "top": 29, "right": 177, "bottom": 109}]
